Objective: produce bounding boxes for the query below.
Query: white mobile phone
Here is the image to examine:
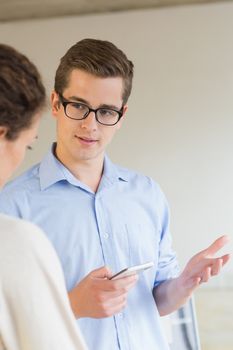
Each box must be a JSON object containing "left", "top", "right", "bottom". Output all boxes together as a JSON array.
[{"left": 110, "top": 261, "right": 154, "bottom": 280}]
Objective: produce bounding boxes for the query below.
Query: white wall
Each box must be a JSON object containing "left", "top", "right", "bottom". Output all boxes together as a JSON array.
[{"left": 1, "top": 2, "right": 233, "bottom": 276}]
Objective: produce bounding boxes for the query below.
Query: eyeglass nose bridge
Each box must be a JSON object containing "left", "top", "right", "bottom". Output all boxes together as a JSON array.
[{"left": 83, "top": 106, "right": 99, "bottom": 122}]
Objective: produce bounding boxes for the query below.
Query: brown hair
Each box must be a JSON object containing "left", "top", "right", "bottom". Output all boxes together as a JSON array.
[
  {"left": 54, "top": 38, "right": 134, "bottom": 104},
  {"left": 0, "top": 44, "right": 46, "bottom": 140}
]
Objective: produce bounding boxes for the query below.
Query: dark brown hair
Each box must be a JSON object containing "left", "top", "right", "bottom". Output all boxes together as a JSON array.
[
  {"left": 54, "top": 38, "right": 134, "bottom": 104},
  {"left": 0, "top": 44, "right": 46, "bottom": 140}
]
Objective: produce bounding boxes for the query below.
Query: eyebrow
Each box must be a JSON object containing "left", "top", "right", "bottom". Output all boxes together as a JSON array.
[{"left": 67, "top": 95, "right": 121, "bottom": 111}]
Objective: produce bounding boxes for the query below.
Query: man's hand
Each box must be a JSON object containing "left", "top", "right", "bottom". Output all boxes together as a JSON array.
[
  {"left": 180, "top": 235, "right": 230, "bottom": 291},
  {"left": 154, "top": 235, "right": 230, "bottom": 316},
  {"left": 69, "top": 266, "right": 138, "bottom": 319}
]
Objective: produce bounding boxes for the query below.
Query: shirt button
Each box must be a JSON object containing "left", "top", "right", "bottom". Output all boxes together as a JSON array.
[
  {"left": 118, "top": 313, "right": 124, "bottom": 318},
  {"left": 103, "top": 233, "right": 109, "bottom": 239}
]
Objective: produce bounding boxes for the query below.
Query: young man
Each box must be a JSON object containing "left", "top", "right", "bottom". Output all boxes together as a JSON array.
[{"left": 0, "top": 39, "right": 230, "bottom": 350}]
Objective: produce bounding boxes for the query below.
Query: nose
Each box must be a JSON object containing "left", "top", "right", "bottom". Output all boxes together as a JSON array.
[{"left": 80, "top": 111, "right": 97, "bottom": 130}]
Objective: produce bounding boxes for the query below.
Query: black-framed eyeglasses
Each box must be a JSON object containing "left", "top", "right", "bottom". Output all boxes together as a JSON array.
[{"left": 59, "top": 94, "right": 124, "bottom": 126}]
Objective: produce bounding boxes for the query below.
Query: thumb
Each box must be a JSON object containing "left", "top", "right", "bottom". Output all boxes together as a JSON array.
[{"left": 90, "top": 266, "right": 112, "bottom": 279}]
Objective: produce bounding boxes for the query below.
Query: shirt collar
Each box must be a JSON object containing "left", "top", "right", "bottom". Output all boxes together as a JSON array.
[
  {"left": 102, "top": 156, "right": 128, "bottom": 184},
  {"left": 39, "top": 143, "right": 128, "bottom": 191},
  {"left": 39, "top": 143, "right": 66, "bottom": 190}
]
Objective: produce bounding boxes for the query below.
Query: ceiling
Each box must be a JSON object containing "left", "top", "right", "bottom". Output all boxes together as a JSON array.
[{"left": 0, "top": 0, "right": 231, "bottom": 22}]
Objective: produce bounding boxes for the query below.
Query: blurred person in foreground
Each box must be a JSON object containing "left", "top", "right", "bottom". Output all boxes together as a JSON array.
[{"left": 0, "top": 44, "right": 87, "bottom": 350}]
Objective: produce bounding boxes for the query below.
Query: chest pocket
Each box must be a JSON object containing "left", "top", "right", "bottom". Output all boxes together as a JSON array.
[
  {"left": 126, "top": 221, "right": 160, "bottom": 265},
  {"left": 112, "top": 221, "right": 160, "bottom": 272}
]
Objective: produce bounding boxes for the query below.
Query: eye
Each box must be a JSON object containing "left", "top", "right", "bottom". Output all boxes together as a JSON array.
[
  {"left": 99, "top": 109, "right": 117, "bottom": 117},
  {"left": 71, "top": 103, "right": 87, "bottom": 111},
  {"left": 27, "top": 145, "right": 33, "bottom": 150}
]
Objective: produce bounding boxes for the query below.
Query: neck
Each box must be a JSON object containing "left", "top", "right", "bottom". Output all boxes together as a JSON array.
[
  {"left": 54, "top": 147, "right": 104, "bottom": 193},
  {"left": 72, "top": 159, "right": 104, "bottom": 192}
]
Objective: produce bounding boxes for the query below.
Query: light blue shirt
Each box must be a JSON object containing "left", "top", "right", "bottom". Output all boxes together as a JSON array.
[{"left": 0, "top": 144, "right": 179, "bottom": 350}]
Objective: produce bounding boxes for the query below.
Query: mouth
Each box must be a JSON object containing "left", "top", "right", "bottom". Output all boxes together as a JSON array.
[{"left": 76, "top": 135, "right": 98, "bottom": 144}]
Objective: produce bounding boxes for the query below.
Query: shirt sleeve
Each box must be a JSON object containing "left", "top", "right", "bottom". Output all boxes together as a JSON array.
[{"left": 151, "top": 180, "right": 180, "bottom": 287}]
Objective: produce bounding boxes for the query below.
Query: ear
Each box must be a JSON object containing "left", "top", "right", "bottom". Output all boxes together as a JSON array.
[
  {"left": 0, "top": 126, "right": 8, "bottom": 139},
  {"left": 122, "top": 105, "right": 128, "bottom": 119},
  {"left": 116, "top": 104, "right": 128, "bottom": 130},
  {"left": 51, "top": 90, "right": 60, "bottom": 117}
]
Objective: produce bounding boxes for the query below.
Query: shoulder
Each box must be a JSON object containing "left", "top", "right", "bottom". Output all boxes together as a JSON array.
[
  {"left": 0, "top": 213, "right": 53, "bottom": 255},
  {"left": 116, "top": 163, "right": 163, "bottom": 194},
  {"left": 0, "top": 214, "right": 59, "bottom": 275},
  {"left": 0, "top": 213, "right": 42, "bottom": 238},
  {"left": 1, "top": 163, "right": 40, "bottom": 197},
  {"left": 114, "top": 162, "right": 169, "bottom": 214},
  {"left": 0, "top": 164, "right": 41, "bottom": 215}
]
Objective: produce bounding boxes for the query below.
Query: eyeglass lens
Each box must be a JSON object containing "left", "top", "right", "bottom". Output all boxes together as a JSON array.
[{"left": 65, "top": 102, "right": 120, "bottom": 125}]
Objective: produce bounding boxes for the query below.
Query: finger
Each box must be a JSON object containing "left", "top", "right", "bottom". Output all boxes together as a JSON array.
[
  {"left": 190, "top": 253, "right": 230, "bottom": 280},
  {"left": 116, "top": 279, "right": 138, "bottom": 293},
  {"left": 208, "top": 254, "right": 231, "bottom": 273},
  {"left": 103, "top": 300, "right": 127, "bottom": 318},
  {"left": 105, "top": 290, "right": 128, "bottom": 298},
  {"left": 97, "top": 287, "right": 131, "bottom": 299},
  {"left": 107, "top": 277, "right": 138, "bottom": 292},
  {"left": 201, "top": 266, "right": 211, "bottom": 283},
  {"left": 107, "top": 293, "right": 127, "bottom": 306},
  {"left": 109, "top": 279, "right": 137, "bottom": 295},
  {"left": 203, "top": 235, "right": 230, "bottom": 257},
  {"left": 91, "top": 266, "right": 112, "bottom": 279},
  {"left": 93, "top": 273, "right": 138, "bottom": 292},
  {"left": 99, "top": 294, "right": 128, "bottom": 317},
  {"left": 186, "top": 256, "right": 215, "bottom": 276},
  {"left": 96, "top": 290, "right": 127, "bottom": 306},
  {"left": 211, "top": 258, "right": 223, "bottom": 276},
  {"left": 113, "top": 274, "right": 138, "bottom": 288},
  {"left": 221, "top": 253, "right": 231, "bottom": 266}
]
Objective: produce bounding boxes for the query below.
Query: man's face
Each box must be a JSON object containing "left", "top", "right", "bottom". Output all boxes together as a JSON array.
[{"left": 51, "top": 69, "right": 127, "bottom": 166}]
